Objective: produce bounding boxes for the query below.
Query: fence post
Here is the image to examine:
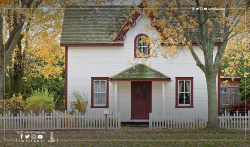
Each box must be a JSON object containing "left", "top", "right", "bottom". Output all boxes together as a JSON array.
[
  {"left": 56, "top": 112, "right": 59, "bottom": 129},
  {"left": 248, "top": 110, "right": 250, "bottom": 130},
  {"left": 0, "top": 114, "right": 2, "bottom": 130},
  {"left": 118, "top": 112, "right": 121, "bottom": 129},
  {"left": 149, "top": 113, "right": 152, "bottom": 129},
  {"left": 3, "top": 113, "right": 5, "bottom": 130},
  {"left": 9, "top": 110, "right": 250, "bottom": 130}
]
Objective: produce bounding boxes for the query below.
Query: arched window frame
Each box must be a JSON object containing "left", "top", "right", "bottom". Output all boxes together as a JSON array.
[{"left": 134, "top": 34, "right": 150, "bottom": 58}]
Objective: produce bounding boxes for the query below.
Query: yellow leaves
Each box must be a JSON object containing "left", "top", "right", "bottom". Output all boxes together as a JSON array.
[
  {"left": 129, "top": 18, "right": 133, "bottom": 23},
  {"left": 0, "top": 94, "right": 25, "bottom": 112},
  {"left": 0, "top": 0, "right": 8, "bottom": 5},
  {"left": 147, "top": 61, "right": 151, "bottom": 67},
  {"left": 20, "top": 8, "right": 65, "bottom": 80},
  {"left": 95, "top": 7, "right": 99, "bottom": 13},
  {"left": 183, "top": 22, "right": 187, "bottom": 27},
  {"left": 128, "top": 59, "right": 133, "bottom": 65},
  {"left": 244, "top": 73, "right": 249, "bottom": 78},
  {"left": 25, "top": 38, "right": 64, "bottom": 79},
  {"left": 221, "top": 36, "right": 249, "bottom": 78},
  {"left": 223, "top": 80, "right": 229, "bottom": 86}
]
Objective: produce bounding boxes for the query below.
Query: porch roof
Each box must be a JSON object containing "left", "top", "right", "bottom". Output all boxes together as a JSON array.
[{"left": 110, "top": 64, "right": 171, "bottom": 81}]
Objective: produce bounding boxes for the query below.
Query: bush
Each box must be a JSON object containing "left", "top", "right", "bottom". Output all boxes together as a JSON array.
[
  {"left": 25, "top": 89, "right": 54, "bottom": 114},
  {"left": 22, "top": 74, "right": 65, "bottom": 111},
  {"left": 70, "top": 91, "right": 88, "bottom": 114},
  {"left": 0, "top": 94, "right": 25, "bottom": 115}
]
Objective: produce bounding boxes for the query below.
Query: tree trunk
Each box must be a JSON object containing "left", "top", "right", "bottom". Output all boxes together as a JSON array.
[
  {"left": 205, "top": 73, "right": 218, "bottom": 128},
  {"left": 0, "top": 13, "right": 4, "bottom": 100},
  {"left": 0, "top": 50, "right": 4, "bottom": 100},
  {"left": 13, "top": 35, "right": 23, "bottom": 95}
]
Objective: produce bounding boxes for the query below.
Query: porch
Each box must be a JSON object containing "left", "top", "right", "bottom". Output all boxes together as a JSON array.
[{"left": 109, "top": 64, "right": 171, "bottom": 122}]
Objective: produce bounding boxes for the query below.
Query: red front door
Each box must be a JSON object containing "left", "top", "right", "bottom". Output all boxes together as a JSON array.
[{"left": 131, "top": 81, "right": 152, "bottom": 119}]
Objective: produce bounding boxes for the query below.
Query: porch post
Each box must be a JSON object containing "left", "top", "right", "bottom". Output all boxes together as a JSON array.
[
  {"left": 162, "top": 82, "right": 166, "bottom": 111},
  {"left": 115, "top": 81, "right": 118, "bottom": 112}
]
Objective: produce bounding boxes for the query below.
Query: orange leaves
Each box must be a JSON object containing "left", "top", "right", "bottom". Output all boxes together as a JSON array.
[{"left": 0, "top": 0, "right": 8, "bottom": 5}]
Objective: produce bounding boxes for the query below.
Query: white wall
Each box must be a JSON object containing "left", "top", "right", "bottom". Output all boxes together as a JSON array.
[{"left": 67, "top": 14, "right": 219, "bottom": 120}]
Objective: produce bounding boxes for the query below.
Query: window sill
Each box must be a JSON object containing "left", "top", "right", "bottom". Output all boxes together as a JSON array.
[
  {"left": 175, "top": 105, "right": 194, "bottom": 108},
  {"left": 91, "top": 106, "right": 109, "bottom": 108},
  {"left": 134, "top": 56, "right": 149, "bottom": 58}
]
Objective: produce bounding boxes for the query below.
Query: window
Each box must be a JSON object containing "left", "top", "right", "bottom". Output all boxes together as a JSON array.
[
  {"left": 175, "top": 77, "right": 193, "bottom": 108},
  {"left": 134, "top": 34, "right": 150, "bottom": 58},
  {"left": 91, "top": 77, "right": 109, "bottom": 108}
]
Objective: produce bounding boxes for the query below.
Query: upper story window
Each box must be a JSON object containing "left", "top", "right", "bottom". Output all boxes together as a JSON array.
[
  {"left": 134, "top": 34, "right": 150, "bottom": 58},
  {"left": 175, "top": 77, "right": 194, "bottom": 108}
]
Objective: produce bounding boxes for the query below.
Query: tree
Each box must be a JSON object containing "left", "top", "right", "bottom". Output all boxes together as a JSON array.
[
  {"left": 0, "top": 0, "right": 114, "bottom": 100},
  {"left": 221, "top": 28, "right": 250, "bottom": 101},
  {"left": 0, "top": 0, "right": 45, "bottom": 100},
  {"left": 125, "top": 0, "right": 247, "bottom": 128}
]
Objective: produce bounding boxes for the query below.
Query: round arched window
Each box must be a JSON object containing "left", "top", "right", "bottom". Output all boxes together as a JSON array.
[{"left": 134, "top": 34, "right": 149, "bottom": 58}]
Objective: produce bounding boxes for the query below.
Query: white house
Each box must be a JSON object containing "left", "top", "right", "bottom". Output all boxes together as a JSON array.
[{"left": 60, "top": 5, "right": 221, "bottom": 122}]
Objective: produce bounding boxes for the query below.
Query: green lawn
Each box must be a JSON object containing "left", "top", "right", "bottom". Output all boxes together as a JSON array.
[{"left": 1, "top": 127, "right": 249, "bottom": 146}]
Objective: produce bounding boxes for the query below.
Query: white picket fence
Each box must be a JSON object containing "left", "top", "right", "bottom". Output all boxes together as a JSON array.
[
  {"left": 218, "top": 111, "right": 250, "bottom": 130},
  {"left": 0, "top": 110, "right": 121, "bottom": 130},
  {"left": 149, "top": 111, "right": 207, "bottom": 129}
]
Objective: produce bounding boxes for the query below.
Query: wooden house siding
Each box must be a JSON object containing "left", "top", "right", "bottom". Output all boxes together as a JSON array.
[{"left": 66, "top": 16, "right": 219, "bottom": 121}]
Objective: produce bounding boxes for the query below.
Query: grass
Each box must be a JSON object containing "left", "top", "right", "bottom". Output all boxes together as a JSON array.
[{"left": 0, "top": 127, "right": 249, "bottom": 146}]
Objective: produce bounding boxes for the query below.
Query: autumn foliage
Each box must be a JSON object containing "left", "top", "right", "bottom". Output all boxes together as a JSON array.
[
  {"left": 0, "top": 94, "right": 25, "bottom": 115},
  {"left": 121, "top": 0, "right": 247, "bottom": 128}
]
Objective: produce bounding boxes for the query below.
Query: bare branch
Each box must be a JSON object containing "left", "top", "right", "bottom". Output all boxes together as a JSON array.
[
  {"left": 4, "top": 22, "right": 24, "bottom": 52},
  {"left": 170, "top": 1, "right": 205, "bottom": 72},
  {"left": 189, "top": 31, "right": 203, "bottom": 50},
  {"left": 213, "top": 30, "right": 235, "bottom": 75},
  {"left": 185, "top": 33, "right": 206, "bottom": 72},
  {"left": 195, "top": 0, "right": 206, "bottom": 46}
]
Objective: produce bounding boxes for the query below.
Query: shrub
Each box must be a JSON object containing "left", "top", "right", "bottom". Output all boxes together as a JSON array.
[
  {"left": 25, "top": 88, "right": 54, "bottom": 114},
  {"left": 70, "top": 91, "right": 88, "bottom": 114},
  {"left": 22, "top": 73, "right": 65, "bottom": 111},
  {"left": 0, "top": 94, "right": 25, "bottom": 115}
]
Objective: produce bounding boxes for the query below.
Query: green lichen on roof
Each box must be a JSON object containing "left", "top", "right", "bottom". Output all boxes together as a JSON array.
[
  {"left": 110, "top": 64, "right": 171, "bottom": 79},
  {"left": 61, "top": 5, "right": 128, "bottom": 45},
  {"left": 61, "top": 5, "right": 223, "bottom": 45}
]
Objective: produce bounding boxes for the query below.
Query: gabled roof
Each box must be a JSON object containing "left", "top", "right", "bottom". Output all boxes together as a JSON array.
[
  {"left": 110, "top": 64, "right": 171, "bottom": 81},
  {"left": 60, "top": 5, "right": 223, "bottom": 46}
]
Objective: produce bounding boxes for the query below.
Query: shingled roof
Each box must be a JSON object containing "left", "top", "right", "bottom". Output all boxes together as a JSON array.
[
  {"left": 110, "top": 64, "right": 171, "bottom": 80},
  {"left": 61, "top": 5, "right": 128, "bottom": 45},
  {"left": 61, "top": 5, "right": 223, "bottom": 46}
]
